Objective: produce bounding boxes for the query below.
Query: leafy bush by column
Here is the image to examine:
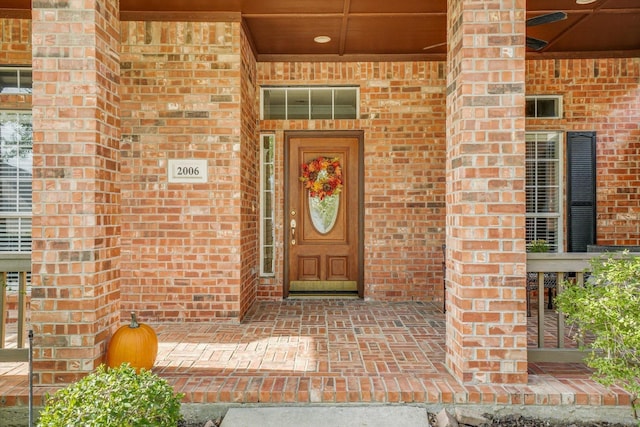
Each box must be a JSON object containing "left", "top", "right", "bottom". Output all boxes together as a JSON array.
[
  {"left": 555, "top": 253, "right": 640, "bottom": 420},
  {"left": 37, "top": 364, "right": 185, "bottom": 427}
]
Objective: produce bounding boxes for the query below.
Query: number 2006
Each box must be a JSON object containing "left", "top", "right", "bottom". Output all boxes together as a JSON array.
[{"left": 176, "top": 166, "right": 200, "bottom": 176}]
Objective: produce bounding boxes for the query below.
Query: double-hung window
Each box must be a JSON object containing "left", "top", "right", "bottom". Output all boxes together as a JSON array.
[
  {"left": 525, "top": 132, "right": 563, "bottom": 253},
  {"left": 0, "top": 111, "right": 32, "bottom": 253}
]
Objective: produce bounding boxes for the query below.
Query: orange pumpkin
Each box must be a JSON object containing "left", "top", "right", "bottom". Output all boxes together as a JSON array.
[{"left": 106, "top": 312, "right": 158, "bottom": 373}]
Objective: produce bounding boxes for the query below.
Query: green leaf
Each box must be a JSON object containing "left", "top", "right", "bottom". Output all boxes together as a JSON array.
[
  {"left": 555, "top": 253, "right": 640, "bottom": 421},
  {"left": 36, "top": 364, "right": 184, "bottom": 427}
]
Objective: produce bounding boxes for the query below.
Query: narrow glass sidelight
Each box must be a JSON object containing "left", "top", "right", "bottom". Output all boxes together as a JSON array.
[{"left": 260, "top": 134, "right": 275, "bottom": 276}]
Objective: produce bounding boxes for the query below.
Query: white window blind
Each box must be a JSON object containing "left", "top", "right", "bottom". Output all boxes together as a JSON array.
[
  {"left": 525, "top": 132, "right": 563, "bottom": 252},
  {"left": 0, "top": 111, "right": 32, "bottom": 252}
]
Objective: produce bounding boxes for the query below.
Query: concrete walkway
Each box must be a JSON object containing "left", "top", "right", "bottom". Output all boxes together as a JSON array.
[{"left": 219, "top": 406, "right": 430, "bottom": 427}]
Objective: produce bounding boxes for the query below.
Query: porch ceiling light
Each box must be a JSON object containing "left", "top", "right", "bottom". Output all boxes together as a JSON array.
[
  {"left": 314, "top": 35, "right": 331, "bottom": 44},
  {"left": 576, "top": 0, "right": 597, "bottom": 4}
]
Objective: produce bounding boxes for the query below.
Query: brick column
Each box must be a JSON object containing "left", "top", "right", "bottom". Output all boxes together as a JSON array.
[
  {"left": 31, "top": 0, "right": 121, "bottom": 384},
  {"left": 445, "top": 0, "right": 528, "bottom": 384}
]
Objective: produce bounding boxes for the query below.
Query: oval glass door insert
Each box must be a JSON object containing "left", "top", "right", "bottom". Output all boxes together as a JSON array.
[{"left": 308, "top": 194, "right": 340, "bottom": 234}]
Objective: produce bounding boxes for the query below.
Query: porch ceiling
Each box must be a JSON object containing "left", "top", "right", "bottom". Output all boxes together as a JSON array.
[{"left": 2, "top": 0, "right": 640, "bottom": 61}]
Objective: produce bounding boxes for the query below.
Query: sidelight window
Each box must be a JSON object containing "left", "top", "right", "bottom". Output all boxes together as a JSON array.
[{"left": 260, "top": 134, "right": 275, "bottom": 276}]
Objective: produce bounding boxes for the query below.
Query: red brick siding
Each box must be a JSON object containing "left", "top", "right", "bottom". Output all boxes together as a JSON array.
[
  {"left": 526, "top": 59, "right": 640, "bottom": 247},
  {"left": 119, "top": 21, "right": 244, "bottom": 322},
  {"left": 0, "top": 18, "right": 31, "bottom": 109},
  {"left": 0, "top": 18, "right": 30, "bottom": 65},
  {"left": 1, "top": 12, "right": 639, "bottom": 388},
  {"left": 445, "top": 0, "right": 528, "bottom": 384},
  {"left": 257, "top": 62, "right": 448, "bottom": 302},
  {"left": 239, "top": 27, "right": 259, "bottom": 319},
  {"left": 30, "top": 0, "right": 121, "bottom": 384}
]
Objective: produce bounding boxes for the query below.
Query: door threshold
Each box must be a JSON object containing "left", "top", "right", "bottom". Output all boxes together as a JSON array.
[
  {"left": 289, "top": 280, "right": 358, "bottom": 292},
  {"left": 287, "top": 291, "right": 360, "bottom": 300}
]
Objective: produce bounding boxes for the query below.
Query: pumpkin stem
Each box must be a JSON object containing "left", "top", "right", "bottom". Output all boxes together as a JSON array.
[{"left": 129, "top": 312, "right": 140, "bottom": 328}]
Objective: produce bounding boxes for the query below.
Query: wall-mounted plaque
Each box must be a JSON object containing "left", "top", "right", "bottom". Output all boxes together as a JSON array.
[{"left": 167, "top": 159, "right": 208, "bottom": 183}]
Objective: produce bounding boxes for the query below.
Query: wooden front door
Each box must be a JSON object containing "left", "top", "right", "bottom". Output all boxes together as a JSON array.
[{"left": 284, "top": 131, "right": 363, "bottom": 298}]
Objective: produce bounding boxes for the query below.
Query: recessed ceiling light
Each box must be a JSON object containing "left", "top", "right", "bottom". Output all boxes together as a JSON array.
[
  {"left": 314, "top": 36, "right": 331, "bottom": 44},
  {"left": 576, "top": 0, "right": 597, "bottom": 4}
]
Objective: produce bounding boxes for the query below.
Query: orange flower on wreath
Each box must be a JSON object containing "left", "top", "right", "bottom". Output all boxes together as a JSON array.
[{"left": 299, "top": 156, "right": 343, "bottom": 200}]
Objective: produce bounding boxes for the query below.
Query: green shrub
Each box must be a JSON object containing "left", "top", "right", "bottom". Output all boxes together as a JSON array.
[
  {"left": 528, "top": 239, "right": 549, "bottom": 253},
  {"left": 555, "top": 252, "right": 640, "bottom": 420},
  {"left": 37, "top": 364, "right": 185, "bottom": 427}
]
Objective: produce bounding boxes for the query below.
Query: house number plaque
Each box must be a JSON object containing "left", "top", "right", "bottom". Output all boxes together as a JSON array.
[{"left": 167, "top": 159, "right": 208, "bottom": 183}]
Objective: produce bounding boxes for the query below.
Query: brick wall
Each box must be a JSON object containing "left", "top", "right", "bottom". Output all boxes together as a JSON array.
[
  {"left": 239, "top": 27, "right": 259, "bottom": 318},
  {"left": 0, "top": 18, "right": 31, "bottom": 110},
  {"left": 0, "top": 14, "right": 639, "bottom": 348},
  {"left": 526, "top": 58, "right": 640, "bottom": 246},
  {"left": 0, "top": 18, "right": 30, "bottom": 66},
  {"left": 257, "top": 62, "right": 448, "bottom": 302},
  {"left": 30, "top": 0, "right": 121, "bottom": 384},
  {"left": 120, "top": 21, "right": 248, "bottom": 322},
  {"left": 445, "top": 0, "right": 528, "bottom": 384}
]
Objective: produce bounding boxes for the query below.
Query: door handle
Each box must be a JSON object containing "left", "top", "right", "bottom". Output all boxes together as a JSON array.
[{"left": 290, "top": 219, "right": 296, "bottom": 246}]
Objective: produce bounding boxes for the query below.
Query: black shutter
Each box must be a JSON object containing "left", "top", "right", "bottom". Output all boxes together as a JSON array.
[{"left": 567, "top": 132, "right": 596, "bottom": 252}]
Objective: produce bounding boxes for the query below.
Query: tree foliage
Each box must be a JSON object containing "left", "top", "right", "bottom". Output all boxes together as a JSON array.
[
  {"left": 555, "top": 253, "right": 640, "bottom": 420},
  {"left": 37, "top": 364, "right": 184, "bottom": 427}
]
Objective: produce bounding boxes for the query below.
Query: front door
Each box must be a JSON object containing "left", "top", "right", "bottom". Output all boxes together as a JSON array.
[{"left": 284, "top": 131, "right": 363, "bottom": 298}]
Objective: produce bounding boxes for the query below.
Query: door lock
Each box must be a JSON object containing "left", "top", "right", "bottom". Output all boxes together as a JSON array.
[{"left": 290, "top": 219, "right": 297, "bottom": 246}]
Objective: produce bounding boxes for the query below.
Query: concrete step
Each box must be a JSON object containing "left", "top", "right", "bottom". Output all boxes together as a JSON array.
[{"left": 220, "top": 406, "right": 430, "bottom": 427}]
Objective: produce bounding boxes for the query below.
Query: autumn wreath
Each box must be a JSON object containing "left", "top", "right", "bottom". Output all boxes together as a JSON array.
[{"left": 299, "top": 156, "right": 343, "bottom": 200}]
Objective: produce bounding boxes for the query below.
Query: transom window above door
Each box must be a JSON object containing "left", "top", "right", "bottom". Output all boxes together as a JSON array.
[{"left": 261, "top": 86, "right": 359, "bottom": 120}]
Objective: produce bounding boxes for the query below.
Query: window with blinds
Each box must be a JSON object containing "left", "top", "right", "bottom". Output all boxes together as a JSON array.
[
  {"left": 0, "top": 111, "right": 32, "bottom": 252},
  {"left": 525, "top": 132, "right": 563, "bottom": 253}
]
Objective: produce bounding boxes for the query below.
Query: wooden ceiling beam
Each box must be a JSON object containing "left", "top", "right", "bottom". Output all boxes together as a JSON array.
[{"left": 339, "top": 0, "right": 352, "bottom": 56}]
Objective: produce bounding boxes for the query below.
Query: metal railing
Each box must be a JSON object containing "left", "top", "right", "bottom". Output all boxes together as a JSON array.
[{"left": 0, "top": 252, "right": 31, "bottom": 362}]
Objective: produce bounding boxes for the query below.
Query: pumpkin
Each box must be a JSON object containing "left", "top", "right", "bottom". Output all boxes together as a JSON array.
[{"left": 106, "top": 312, "right": 158, "bottom": 373}]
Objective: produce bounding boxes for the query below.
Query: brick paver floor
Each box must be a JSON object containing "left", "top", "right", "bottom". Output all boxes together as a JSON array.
[{"left": 0, "top": 300, "right": 633, "bottom": 410}]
